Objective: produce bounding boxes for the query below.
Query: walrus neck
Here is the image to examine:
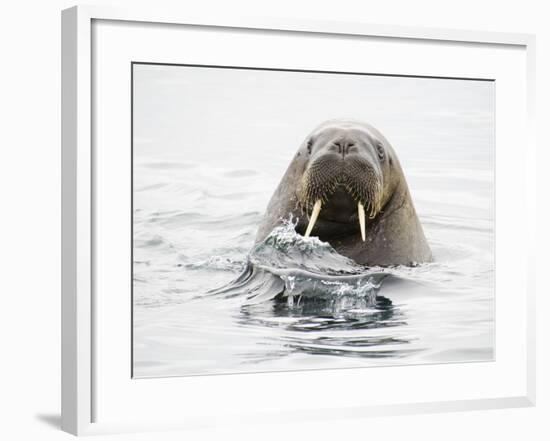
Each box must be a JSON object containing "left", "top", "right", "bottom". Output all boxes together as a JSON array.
[{"left": 379, "top": 181, "right": 409, "bottom": 219}]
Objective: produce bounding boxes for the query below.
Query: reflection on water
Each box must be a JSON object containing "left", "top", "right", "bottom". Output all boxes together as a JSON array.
[{"left": 240, "top": 293, "right": 415, "bottom": 359}]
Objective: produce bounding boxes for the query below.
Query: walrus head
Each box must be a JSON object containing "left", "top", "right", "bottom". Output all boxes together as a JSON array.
[
  {"left": 255, "top": 119, "right": 432, "bottom": 265},
  {"left": 295, "top": 120, "right": 399, "bottom": 241}
]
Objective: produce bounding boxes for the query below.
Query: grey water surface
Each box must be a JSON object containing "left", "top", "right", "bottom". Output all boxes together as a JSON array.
[{"left": 132, "top": 65, "right": 494, "bottom": 377}]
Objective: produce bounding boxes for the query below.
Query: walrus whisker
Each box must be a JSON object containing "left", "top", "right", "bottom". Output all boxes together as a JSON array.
[
  {"left": 304, "top": 199, "right": 322, "bottom": 238},
  {"left": 299, "top": 155, "right": 385, "bottom": 225},
  {"left": 369, "top": 194, "right": 377, "bottom": 218}
]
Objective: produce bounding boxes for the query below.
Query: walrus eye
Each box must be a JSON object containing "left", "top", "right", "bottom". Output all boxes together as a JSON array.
[
  {"left": 376, "top": 143, "right": 385, "bottom": 161},
  {"left": 306, "top": 139, "right": 313, "bottom": 154}
]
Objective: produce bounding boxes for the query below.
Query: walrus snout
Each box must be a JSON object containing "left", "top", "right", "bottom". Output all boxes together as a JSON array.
[{"left": 298, "top": 153, "right": 383, "bottom": 241}]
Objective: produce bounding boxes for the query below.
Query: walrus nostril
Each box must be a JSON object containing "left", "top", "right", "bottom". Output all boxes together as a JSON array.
[{"left": 333, "top": 140, "right": 355, "bottom": 158}]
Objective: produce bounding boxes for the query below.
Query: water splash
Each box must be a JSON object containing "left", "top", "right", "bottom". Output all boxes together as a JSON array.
[
  {"left": 211, "top": 219, "right": 388, "bottom": 315},
  {"left": 249, "top": 217, "right": 365, "bottom": 274}
]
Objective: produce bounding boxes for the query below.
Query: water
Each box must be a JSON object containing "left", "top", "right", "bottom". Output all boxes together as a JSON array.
[
  {"left": 132, "top": 66, "right": 494, "bottom": 378},
  {"left": 132, "top": 146, "right": 494, "bottom": 378}
]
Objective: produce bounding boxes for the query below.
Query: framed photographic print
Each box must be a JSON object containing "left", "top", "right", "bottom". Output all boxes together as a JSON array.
[{"left": 62, "top": 5, "right": 536, "bottom": 435}]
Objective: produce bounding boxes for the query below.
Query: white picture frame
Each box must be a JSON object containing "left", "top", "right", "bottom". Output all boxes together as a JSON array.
[{"left": 62, "top": 5, "right": 536, "bottom": 436}]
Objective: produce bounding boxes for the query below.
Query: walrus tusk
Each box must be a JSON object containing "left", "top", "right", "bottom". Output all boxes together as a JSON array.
[
  {"left": 358, "top": 202, "right": 366, "bottom": 241},
  {"left": 304, "top": 200, "right": 322, "bottom": 238}
]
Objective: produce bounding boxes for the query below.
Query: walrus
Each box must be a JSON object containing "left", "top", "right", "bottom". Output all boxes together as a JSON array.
[{"left": 255, "top": 119, "right": 432, "bottom": 267}]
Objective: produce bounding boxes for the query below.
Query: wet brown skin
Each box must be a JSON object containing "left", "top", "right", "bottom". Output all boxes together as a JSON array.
[{"left": 255, "top": 119, "right": 432, "bottom": 267}]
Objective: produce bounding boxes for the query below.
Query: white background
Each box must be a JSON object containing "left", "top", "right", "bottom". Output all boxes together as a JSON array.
[
  {"left": 94, "top": 18, "right": 524, "bottom": 425},
  {"left": 0, "top": 0, "right": 546, "bottom": 440}
]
